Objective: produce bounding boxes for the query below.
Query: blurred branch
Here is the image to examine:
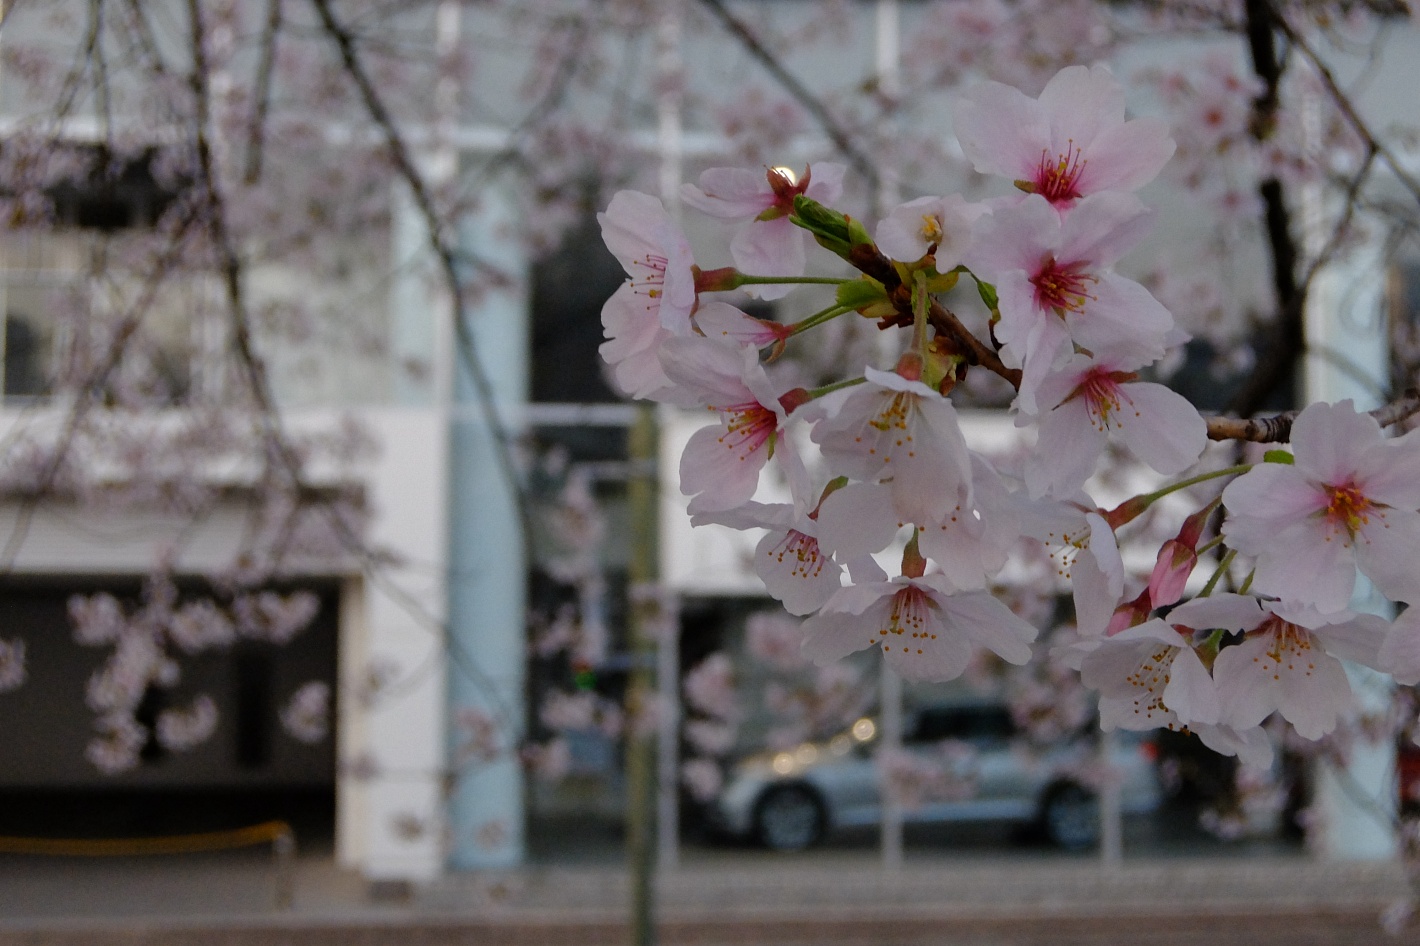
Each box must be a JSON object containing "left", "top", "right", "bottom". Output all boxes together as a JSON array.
[
  {"left": 244, "top": 0, "right": 284, "bottom": 185},
  {"left": 696, "top": 0, "right": 881, "bottom": 192},
  {"left": 309, "top": 0, "right": 531, "bottom": 539}
]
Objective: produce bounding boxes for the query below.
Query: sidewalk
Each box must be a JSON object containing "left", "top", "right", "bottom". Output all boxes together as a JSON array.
[{"left": 1, "top": 845, "right": 1417, "bottom": 945}]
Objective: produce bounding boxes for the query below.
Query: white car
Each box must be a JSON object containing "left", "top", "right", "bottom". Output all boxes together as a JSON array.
[{"left": 708, "top": 701, "right": 1163, "bottom": 851}]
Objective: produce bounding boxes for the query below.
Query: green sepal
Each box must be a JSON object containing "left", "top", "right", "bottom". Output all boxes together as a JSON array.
[
  {"left": 1263, "top": 449, "right": 1295, "bottom": 464},
  {"left": 974, "top": 276, "right": 998, "bottom": 311},
  {"left": 836, "top": 278, "right": 889, "bottom": 310},
  {"left": 925, "top": 270, "right": 960, "bottom": 294},
  {"left": 790, "top": 195, "right": 873, "bottom": 260}
]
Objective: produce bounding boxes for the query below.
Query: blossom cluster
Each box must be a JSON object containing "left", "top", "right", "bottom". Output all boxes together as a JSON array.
[
  {"left": 70, "top": 576, "right": 327, "bottom": 773},
  {"left": 597, "top": 64, "right": 1420, "bottom": 766}
]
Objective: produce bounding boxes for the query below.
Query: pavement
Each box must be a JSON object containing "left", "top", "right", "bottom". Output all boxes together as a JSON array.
[{"left": 2, "top": 833, "right": 1420, "bottom": 946}]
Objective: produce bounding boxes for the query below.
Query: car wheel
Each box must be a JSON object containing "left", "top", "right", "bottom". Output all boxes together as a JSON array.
[
  {"left": 753, "top": 784, "right": 825, "bottom": 851},
  {"left": 1042, "top": 783, "right": 1100, "bottom": 851}
]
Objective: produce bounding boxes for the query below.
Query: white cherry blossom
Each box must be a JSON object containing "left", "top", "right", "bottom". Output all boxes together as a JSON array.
[
  {"left": 1024, "top": 343, "right": 1207, "bottom": 498},
  {"left": 801, "top": 558, "right": 1036, "bottom": 682},
  {"left": 1209, "top": 596, "right": 1389, "bottom": 741},
  {"left": 811, "top": 367, "right": 973, "bottom": 525}
]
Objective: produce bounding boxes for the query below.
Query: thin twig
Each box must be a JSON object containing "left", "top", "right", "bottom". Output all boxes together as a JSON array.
[{"left": 696, "top": 0, "right": 880, "bottom": 193}]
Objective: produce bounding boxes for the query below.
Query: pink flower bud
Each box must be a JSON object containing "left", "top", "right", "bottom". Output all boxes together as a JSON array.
[{"left": 1148, "top": 539, "right": 1196, "bottom": 609}]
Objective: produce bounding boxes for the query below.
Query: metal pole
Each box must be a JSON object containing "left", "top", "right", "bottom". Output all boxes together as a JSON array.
[
  {"left": 874, "top": 0, "right": 905, "bottom": 873},
  {"left": 656, "top": 591, "right": 681, "bottom": 871},
  {"left": 272, "top": 824, "right": 296, "bottom": 910},
  {"left": 626, "top": 406, "right": 660, "bottom": 946},
  {"left": 1099, "top": 730, "right": 1123, "bottom": 867},
  {"left": 879, "top": 661, "right": 904, "bottom": 870}
]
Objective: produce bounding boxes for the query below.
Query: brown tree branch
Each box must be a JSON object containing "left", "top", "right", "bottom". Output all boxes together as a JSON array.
[
  {"left": 1229, "top": 0, "right": 1306, "bottom": 416},
  {"left": 1205, "top": 389, "right": 1420, "bottom": 442}
]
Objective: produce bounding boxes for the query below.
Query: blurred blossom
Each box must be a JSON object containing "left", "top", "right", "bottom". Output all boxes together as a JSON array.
[
  {"left": 70, "top": 593, "right": 128, "bottom": 646},
  {"left": 683, "top": 653, "right": 738, "bottom": 721},
  {"left": 234, "top": 590, "right": 319, "bottom": 644},
  {"left": 746, "top": 611, "right": 807, "bottom": 671},
  {"left": 0, "top": 638, "right": 26, "bottom": 692},
  {"left": 280, "top": 681, "right": 331, "bottom": 744},
  {"left": 680, "top": 758, "right": 723, "bottom": 802},
  {"left": 685, "top": 719, "right": 737, "bottom": 756},
  {"left": 156, "top": 695, "right": 219, "bottom": 751},
  {"left": 540, "top": 690, "right": 597, "bottom": 731},
  {"left": 86, "top": 713, "right": 146, "bottom": 774},
  {"left": 877, "top": 744, "right": 975, "bottom": 811},
  {"left": 168, "top": 600, "right": 237, "bottom": 654},
  {"left": 455, "top": 706, "right": 502, "bottom": 764},
  {"left": 523, "top": 738, "right": 572, "bottom": 782}
]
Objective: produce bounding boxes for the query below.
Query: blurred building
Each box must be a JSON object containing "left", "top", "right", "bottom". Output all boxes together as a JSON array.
[{"left": 0, "top": 0, "right": 1415, "bottom": 886}]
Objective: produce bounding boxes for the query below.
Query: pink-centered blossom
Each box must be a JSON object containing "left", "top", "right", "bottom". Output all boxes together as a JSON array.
[
  {"left": 954, "top": 63, "right": 1175, "bottom": 212},
  {"left": 660, "top": 332, "right": 810, "bottom": 514},
  {"left": 1221, "top": 400, "right": 1420, "bottom": 613},
  {"left": 801, "top": 558, "right": 1035, "bottom": 682},
  {"left": 598, "top": 190, "right": 698, "bottom": 402},
  {"left": 681, "top": 163, "right": 845, "bottom": 300},
  {"left": 1024, "top": 344, "right": 1207, "bottom": 498},
  {"left": 811, "top": 367, "right": 972, "bottom": 525},
  {"left": 966, "top": 193, "right": 1174, "bottom": 413}
]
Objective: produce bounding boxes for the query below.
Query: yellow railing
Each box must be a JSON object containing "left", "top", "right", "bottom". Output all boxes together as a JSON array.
[{"left": 0, "top": 820, "right": 297, "bottom": 907}]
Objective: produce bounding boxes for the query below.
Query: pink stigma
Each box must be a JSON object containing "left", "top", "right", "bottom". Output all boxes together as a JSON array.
[
  {"left": 1031, "top": 257, "right": 1097, "bottom": 315},
  {"left": 718, "top": 402, "right": 778, "bottom": 462},
  {"left": 1035, "top": 142, "right": 1086, "bottom": 204}
]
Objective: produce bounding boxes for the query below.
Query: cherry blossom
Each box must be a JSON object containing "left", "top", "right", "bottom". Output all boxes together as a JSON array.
[
  {"left": 874, "top": 194, "right": 988, "bottom": 268},
  {"left": 1208, "top": 595, "right": 1390, "bottom": 740},
  {"left": 693, "top": 300, "right": 793, "bottom": 354},
  {"left": 681, "top": 163, "right": 845, "bottom": 299},
  {"left": 1080, "top": 593, "right": 1274, "bottom": 738},
  {"left": 816, "top": 456, "right": 1022, "bottom": 592},
  {"left": 953, "top": 63, "right": 1175, "bottom": 212},
  {"left": 280, "top": 681, "right": 332, "bottom": 744},
  {"left": 1222, "top": 400, "right": 1420, "bottom": 613},
  {"left": 1023, "top": 343, "right": 1207, "bottom": 498},
  {"left": 965, "top": 192, "right": 1174, "bottom": 412},
  {"left": 692, "top": 501, "right": 845, "bottom": 616},
  {"left": 659, "top": 333, "right": 811, "bottom": 513},
  {"left": 811, "top": 367, "right": 973, "bottom": 525},
  {"left": 801, "top": 558, "right": 1036, "bottom": 682},
  {"left": 598, "top": 190, "right": 699, "bottom": 401},
  {"left": 1026, "top": 501, "right": 1125, "bottom": 639},
  {"left": 0, "top": 638, "right": 26, "bottom": 693},
  {"left": 156, "top": 695, "right": 220, "bottom": 752}
]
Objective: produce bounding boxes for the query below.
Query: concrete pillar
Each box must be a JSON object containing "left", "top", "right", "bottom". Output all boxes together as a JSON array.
[
  {"left": 1304, "top": 241, "right": 1397, "bottom": 860},
  {"left": 445, "top": 180, "right": 530, "bottom": 869}
]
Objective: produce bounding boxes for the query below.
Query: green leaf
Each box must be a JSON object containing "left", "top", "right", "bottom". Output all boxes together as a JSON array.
[{"left": 1263, "top": 449, "right": 1294, "bottom": 464}]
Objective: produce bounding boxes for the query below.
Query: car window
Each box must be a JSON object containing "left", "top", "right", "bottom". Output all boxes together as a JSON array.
[{"left": 908, "top": 705, "right": 1015, "bottom": 744}]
